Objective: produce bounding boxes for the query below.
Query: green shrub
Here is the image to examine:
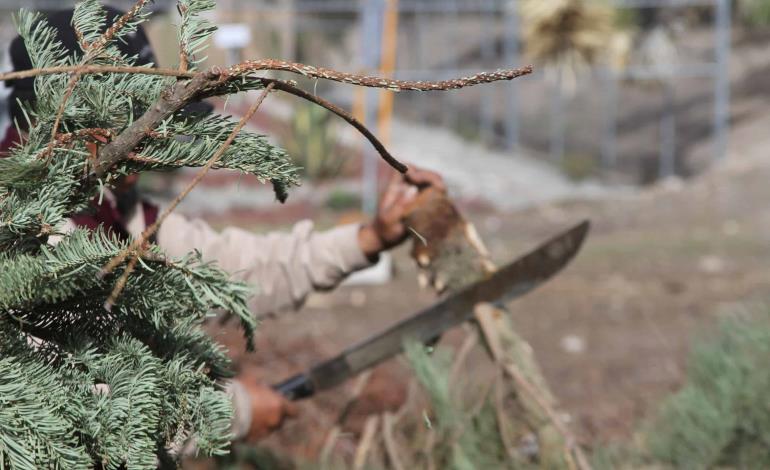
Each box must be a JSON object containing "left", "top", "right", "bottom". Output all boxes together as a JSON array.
[{"left": 645, "top": 308, "right": 770, "bottom": 468}]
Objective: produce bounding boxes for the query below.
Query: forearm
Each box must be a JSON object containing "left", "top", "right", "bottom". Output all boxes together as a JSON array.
[{"left": 156, "top": 215, "right": 375, "bottom": 318}]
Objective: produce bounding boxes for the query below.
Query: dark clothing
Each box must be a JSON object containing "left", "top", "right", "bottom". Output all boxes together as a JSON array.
[{"left": 0, "top": 125, "right": 159, "bottom": 239}]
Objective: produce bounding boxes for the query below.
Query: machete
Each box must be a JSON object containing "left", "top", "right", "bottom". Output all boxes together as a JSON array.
[{"left": 273, "top": 220, "right": 590, "bottom": 400}]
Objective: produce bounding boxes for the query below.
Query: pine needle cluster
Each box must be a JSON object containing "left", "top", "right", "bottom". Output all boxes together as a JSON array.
[{"left": 0, "top": 1, "right": 299, "bottom": 467}]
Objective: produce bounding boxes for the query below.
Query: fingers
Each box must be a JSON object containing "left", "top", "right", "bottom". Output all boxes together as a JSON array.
[
  {"left": 393, "top": 184, "right": 418, "bottom": 209},
  {"left": 283, "top": 399, "right": 299, "bottom": 418},
  {"left": 241, "top": 381, "right": 299, "bottom": 441},
  {"left": 379, "top": 172, "right": 405, "bottom": 211},
  {"left": 404, "top": 166, "right": 446, "bottom": 191}
]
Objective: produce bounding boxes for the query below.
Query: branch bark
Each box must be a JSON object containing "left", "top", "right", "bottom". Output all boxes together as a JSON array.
[
  {"left": 0, "top": 61, "right": 533, "bottom": 93},
  {"left": 92, "top": 71, "right": 218, "bottom": 178}
]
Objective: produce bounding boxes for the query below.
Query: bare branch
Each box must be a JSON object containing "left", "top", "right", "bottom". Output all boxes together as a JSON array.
[
  {"left": 104, "top": 252, "right": 139, "bottom": 312},
  {"left": 0, "top": 62, "right": 533, "bottom": 93},
  {"left": 257, "top": 78, "right": 409, "bottom": 173},
  {"left": 0, "top": 65, "right": 194, "bottom": 82},
  {"left": 232, "top": 60, "right": 534, "bottom": 92}
]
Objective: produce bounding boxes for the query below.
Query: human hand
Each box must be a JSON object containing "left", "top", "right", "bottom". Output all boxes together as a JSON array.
[
  {"left": 358, "top": 166, "right": 445, "bottom": 259},
  {"left": 239, "top": 380, "right": 298, "bottom": 441}
]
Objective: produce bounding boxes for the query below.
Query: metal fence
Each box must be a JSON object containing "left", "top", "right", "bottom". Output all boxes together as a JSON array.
[
  {"left": 207, "top": 0, "right": 732, "bottom": 209},
  {"left": 0, "top": 0, "right": 732, "bottom": 211}
]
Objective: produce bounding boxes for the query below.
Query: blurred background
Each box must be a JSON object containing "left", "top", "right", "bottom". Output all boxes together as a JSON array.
[{"left": 5, "top": 0, "right": 770, "bottom": 466}]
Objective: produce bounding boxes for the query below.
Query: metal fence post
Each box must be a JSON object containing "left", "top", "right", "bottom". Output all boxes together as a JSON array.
[
  {"left": 479, "top": 0, "right": 498, "bottom": 146},
  {"left": 503, "top": 0, "right": 521, "bottom": 152},
  {"left": 550, "top": 73, "right": 566, "bottom": 165},
  {"left": 360, "top": 0, "right": 386, "bottom": 215},
  {"left": 659, "top": 80, "right": 676, "bottom": 178},
  {"left": 714, "top": 0, "right": 731, "bottom": 160},
  {"left": 600, "top": 68, "right": 619, "bottom": 171}
]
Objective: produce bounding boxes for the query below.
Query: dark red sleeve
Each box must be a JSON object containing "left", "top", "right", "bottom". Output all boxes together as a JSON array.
[{"left": 0, "top": 126, "right": 20, "bottom": 157}]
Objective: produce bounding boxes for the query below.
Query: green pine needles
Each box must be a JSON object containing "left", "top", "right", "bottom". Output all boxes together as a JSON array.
[
  {"left": 0, "top": 0, "right": 533, "bottom": 466},
  {"left": 0, "top": 1, "right": 297, "bottom": 467}
]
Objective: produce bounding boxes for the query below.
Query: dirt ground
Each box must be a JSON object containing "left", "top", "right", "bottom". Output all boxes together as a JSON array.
[{"left": 192, "top": 152, "right": 770, "bottom": 465}]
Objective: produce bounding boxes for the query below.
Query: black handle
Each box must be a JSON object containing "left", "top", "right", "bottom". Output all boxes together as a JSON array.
[{"left": 272, "top": 373, "right": 316, "bottom": 401}]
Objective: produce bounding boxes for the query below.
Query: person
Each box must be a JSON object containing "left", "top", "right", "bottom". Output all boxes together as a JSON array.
[{"left": 1, "top": 8, "right": 445, "bottom": 443}]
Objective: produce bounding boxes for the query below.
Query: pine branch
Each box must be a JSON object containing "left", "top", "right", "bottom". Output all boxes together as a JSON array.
[
  {"left": 1, "top": 2, "right": 534, "bottom": 463},
  {"left": 0, "top": 60, "right": 531, "bottom": 179},
  {"left": 41, "top": 0, "right": 155, "bottom": 168},
  {"left": 100, "top": 83, "right": 275, "bottom": 306},
  {"left": 1, "top": 61, "right": 531, "bottom": 179},
  {"left": 122, "top": 114, "right": 298, "bottom": 182},
  {"left": 91, "top": 71, "right": 216, "bottom": 177}
]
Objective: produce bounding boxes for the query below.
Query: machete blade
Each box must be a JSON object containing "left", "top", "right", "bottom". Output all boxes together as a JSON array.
[{"left": 274, "top": 220, "right": 590, "bottom": 400}]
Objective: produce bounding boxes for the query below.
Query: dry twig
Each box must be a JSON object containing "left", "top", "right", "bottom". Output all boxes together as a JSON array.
[
  {"left": 261, "top": 78, "right": 407, "bottom": 172},
  {"left": 493, "top": 371, "right": 521, "bottom": 461},
  {"left": 382, "top": 412, "right": 406, "bottom": 470},
  {"left": 104, "top": 250, "right": 140, "bottom": 312},
  {"left": 44, "top": 74, "right": 81, "bottom": 160},
  {"left": 474, "top": 303, "right": 592, "bottom": 470},
  {"left": 230, "top": 60, "right": 533, "bottom": 92},
  {"left": 0, "top": 62, "right": 533, "bottom": 93},
  {"left": 353, "top": 415, "right": 380, "bottom": 470}
]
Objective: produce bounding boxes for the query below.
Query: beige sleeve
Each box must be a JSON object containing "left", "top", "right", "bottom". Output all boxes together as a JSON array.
[{"left": 156, "top": 213, "right": 375, "bottom": 318}]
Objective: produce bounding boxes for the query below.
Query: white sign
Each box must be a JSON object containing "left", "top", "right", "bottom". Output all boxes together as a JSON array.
[{"left": 214, "top": 24, "right": 252, "bottom": 49}]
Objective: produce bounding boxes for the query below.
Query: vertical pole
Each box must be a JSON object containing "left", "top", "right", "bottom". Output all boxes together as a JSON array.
[
  {"left": 377, "top": 0, "right": 399, "bottom": 146},
  {"left": 503, "top": 0, "right": 520, "bottom": 151},
  {"left": 714, "top": 0, "right": 731, "bottom": 160},
  {"left": 479, "top": 0, "right": 497, "bottom": 146},
  {"left": 550, "top": 73, "right": 566, "bottom": 165},
  {"left": 415, "top": 8, "right": 429, "bottom": 126},
  {"left": 360, "top": 0, "right": 385, "bottom": 215},
  {"left": 659, "top": 81, "right": 676, "bottom": 179},
  {"left": 281, "top": 0, "right": 297, "bottom": 62},
  {"left": 600, "top": 68, "right": 619, "bottom": 172},
  {"left": 443, "top": 0, "right": 460, "bottom": 131}
]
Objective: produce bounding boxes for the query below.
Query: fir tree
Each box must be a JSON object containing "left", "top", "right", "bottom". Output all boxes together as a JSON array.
[{"left": 0, "top": 0, "right": 530, "bottom": 467}]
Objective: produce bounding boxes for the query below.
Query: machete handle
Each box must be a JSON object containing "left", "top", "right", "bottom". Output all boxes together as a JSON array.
[{"left": 272, "top": 373, "right": 315, "bottom": 401}]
